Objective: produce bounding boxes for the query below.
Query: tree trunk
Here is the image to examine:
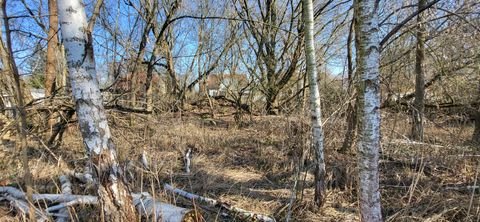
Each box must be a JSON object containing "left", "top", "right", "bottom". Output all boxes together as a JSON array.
[
  {"left": 302, "top": 0, "right": 326, "bottom": 208},
  {"left": 473, "top": 111, "right": 480, "bottom": 144},
  {"left": 265, "top": 87, "right": 277, "bottom": 115},
  {"left": 165, "top": 28, "right": 179, "bottom": 97},
  {"left": 473, "top": 62, "right": 480, "bottom": 144},
  {"left": 57, "top": 43, "right": 69, "bottom": 94},
  {"left": 1, "top": 0, "right": 35, "bottom": 220},
  {"left": 133, "top": 0, "right": 156, "bottom": 111},
  {"left": 354, "top": 0, "right": 383, "bottom": 221},
  {"left": 411, "top": 0, "right": 426, "bottom": 141},
  {"left": 340, "top": 19, "right": 357, "bottom": 153},
  {"left": 57, "top": 0, "right": 136, "bottom": 221},
  {"left": 45, "top": 0, "right": 59, "bottom": 138}
]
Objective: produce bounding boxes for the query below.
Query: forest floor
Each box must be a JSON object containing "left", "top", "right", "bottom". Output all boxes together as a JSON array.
[{"left": 0, "top": 99, "right": 479, "bottom": 221}]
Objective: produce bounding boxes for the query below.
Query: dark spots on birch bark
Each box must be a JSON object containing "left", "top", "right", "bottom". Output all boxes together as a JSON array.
[
  {"left": 99, "top": 127, "right": 106, "bottom": 138},
  {"left": 107, "top": 138, "right": 116, "bottom": 151},
  {"left": 66, "top": 6, "right": 77, "bottom": 14},
  {"left": 364, "top": 79, "right": 379, "bottom": 90},
  {"left": 77, "top": 98, "right": 95, "bottom": 107}
]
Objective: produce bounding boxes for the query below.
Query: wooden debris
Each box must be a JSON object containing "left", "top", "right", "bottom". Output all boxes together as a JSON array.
[
  {"left": 0, "top": 186, "right": 197, "bottom": 222},
  {"left": 56, "top": 175, "right": 72, "bottom": 222},
  {"left": 165, "top": 183, "right": 276, "bottom": 222}
]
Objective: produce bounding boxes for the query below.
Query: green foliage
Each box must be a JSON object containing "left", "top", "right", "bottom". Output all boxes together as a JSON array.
[
  {"left": 26, "top": 73, "right": 45, "bottom": 89},
  {"left": 25, "top": 43, "right": 46, "bottom": 89}
]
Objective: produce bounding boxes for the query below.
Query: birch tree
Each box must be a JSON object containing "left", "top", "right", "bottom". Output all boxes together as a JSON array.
[
  {"left": 354, "top": 0, "right": 382, "bottom": 221},
  {"left": 57, "top": 0, "right": 136, "bottom": 220},
  {"left": 302, "top": 0, "right": 326, "bottom": 207},
  {"left": 411, "top": 0, "right": 426, "bottom": 141}
]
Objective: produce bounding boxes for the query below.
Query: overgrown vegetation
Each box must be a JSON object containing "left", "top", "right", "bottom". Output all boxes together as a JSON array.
[{"left": 1, "top": 100, "right": 478, "bottom": 221}]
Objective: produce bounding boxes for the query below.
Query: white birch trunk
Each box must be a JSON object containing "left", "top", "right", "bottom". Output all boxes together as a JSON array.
[
  {"left": 354, "top": 0, "right": 383, "bottom": 221},
  {"left": 57, "top": 0, "right": 136, "bottom": 220},
  {"left": 0, "top": 186, "right": 196, "bottom": 222},
  {"left": 165, "top": 184, "right": 275, "bottom": 222},
  {"left": 302, "top": 0, "right": 326, "bottom": 207},
  {"left": 56, "top": 175, "right": 72, "bottom": 222}
]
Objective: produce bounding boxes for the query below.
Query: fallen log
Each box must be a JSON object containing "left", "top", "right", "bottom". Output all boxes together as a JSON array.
[
  {"left": 56, "top": 175, "right": 72, "bottom": 222},
  {"left": 134, "top": 192, "right": 198, "bottom": 222},
  {"left": 0, "top": 186, "right": 197, "bottom": 222},
  {"left": 0, "top": 195, "right": 49, "bottom": 221},
  {"left": 165, "top": 183, "right": 276, "bottom": 222},
  {"left": 386, "top": 139, "right": 445, "bottom": 148}
]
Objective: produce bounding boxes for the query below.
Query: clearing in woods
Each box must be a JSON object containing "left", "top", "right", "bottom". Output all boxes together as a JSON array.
[{"left": 0, "top": 100, "right": 478, "bottom": 221}]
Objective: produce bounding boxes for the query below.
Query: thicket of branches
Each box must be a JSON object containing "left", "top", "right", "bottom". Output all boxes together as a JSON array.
[{"left": 0, "top": 0, "right": 479, "bottom": 221}]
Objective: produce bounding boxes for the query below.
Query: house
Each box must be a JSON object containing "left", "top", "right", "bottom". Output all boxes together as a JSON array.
[{"left": 205, "top": 73, "right": 249, "bottom": 97}]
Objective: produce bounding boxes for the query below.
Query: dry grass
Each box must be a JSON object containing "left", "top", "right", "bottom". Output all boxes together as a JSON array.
[{"left": 0, "top": 104, "right": 479, "bottom": 221}]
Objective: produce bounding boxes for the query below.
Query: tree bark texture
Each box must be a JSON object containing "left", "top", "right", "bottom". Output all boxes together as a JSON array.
[
  {"left": 340, "top": 18, "right": 357, "bottom": 153},
  {"left": 302, "top": 0, "right": 326, "bottom": 208},
  {"left": 473, "top": 61, "right": 480, "bottom": 143},
  {"left": 411, "top": 0, "right": 426, "bottom": 141},
  {"left": 45, "top": 0, "right": 60, "bottom": 137},
  {"left": 57, "top": 0, "right": 136, "bottom": 220},
  {"left": 354, "top": 0, "right": 383, "bottom": 221}
]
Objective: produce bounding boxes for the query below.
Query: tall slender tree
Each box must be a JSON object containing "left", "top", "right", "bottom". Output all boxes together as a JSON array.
[
  {"left": 45, "top": 0, "right": 60, "bottom": 137},
  {"left": 412, "top": 0, "right": 426, "bottom": 141},
  {"left": 57, "top": 0, "right": 136, "bottom": 220},
  {"left": 340, "top": 18, "right": 357, "bottom": 153},
  {"left": 354, "top": 0, "right": 382, "bottom": 221},
  {"left": 302, "top": 0, "right": 326, "bottom": 207},
  {"left": 0, "top": 0, "right": 35, "bottom": 219},
  {"left": 473, "top": 60, "right": 480, "bottom": 144}
]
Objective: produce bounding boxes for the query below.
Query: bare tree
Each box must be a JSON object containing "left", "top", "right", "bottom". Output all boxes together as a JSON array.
[
  {"left": 411, "top": 0, "right": 426, "bottom": 141},
  {"left": 354, "top": 0, "right": 382, "bottom": 221},
  {"left": 57, "top": 0, "right": 136, "bottom": 220},
  {"left": 0, "top": 0, "right": 35, "bottom": 219},
  {"left": 45, "top": 0, "right": 60, "bottom": 137},
  {"left": 144, "top": 0, "right": 180, "bottom": 112},
  {"left": 302, "top": 0, "right": 326, "bottom": 207},
  {"left": 473, "top": 61, "right": 480, "bottom": 143},
  {"left": 234, "top": 0, "right": 303, "bottom": 114},
  {"left": 340, "top": 17, "right": 357, "bottom": 153}
]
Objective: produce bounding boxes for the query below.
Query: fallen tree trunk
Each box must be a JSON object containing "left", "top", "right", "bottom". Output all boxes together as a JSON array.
[
  {"left": 0, "top": 195, "right": 49, "bottom": 221},
  {"left": 0, "top": 186, "right": 197, "bottom": 222},
  {"left": 165, "top": 183, "right": 276, "bottom": 222},
  {"left": 56, "top": 175, "right": 72, "bottom": 222}
]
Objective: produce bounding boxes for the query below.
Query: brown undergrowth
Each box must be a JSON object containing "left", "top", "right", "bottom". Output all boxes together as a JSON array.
[{"left": 0, "top": 102, "right": 479, "bottom": 221}]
